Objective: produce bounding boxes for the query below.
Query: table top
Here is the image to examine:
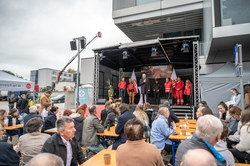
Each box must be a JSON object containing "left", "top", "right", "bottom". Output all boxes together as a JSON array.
[
  {"left": 169, "top": 122, "right": 196, "bottom": 140},
  {"left": 96, "top": 126, "right": 119, "bottom": 137},
  {"left": 3, "top": 124, "right": 24, "bottom": 130},
  {"left": 44, "top": 128, "right": 57, "bottom": 133},
  {"left": 81, "top": 149, "right": 116, "bottom": 166}
]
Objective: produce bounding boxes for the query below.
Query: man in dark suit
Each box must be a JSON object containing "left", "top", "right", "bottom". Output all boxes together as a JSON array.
[
  {"left": 0, "top": 124, "right": 20, "bottom": 166},
  {"left": 139, "top": 73, "right": 150, "bottom": 104},
  {"left": 23, "top": 106, "right": 42, "bottom": 134}
]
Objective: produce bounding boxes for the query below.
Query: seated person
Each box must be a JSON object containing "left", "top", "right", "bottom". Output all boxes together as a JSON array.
[
  {"left": 196, "top": 106, "right": 214, "bottom": 118},
  {"left": 63, "top": 109, "right": 84, "bottom": 144},
  {"left": 113, "top": 103, "right": 136, "bottom": 150},
  {"left": 44, "top": 106, "right": 58, "bottom": 130},
  {"left": 175, "top": 115, "right": 226, "bottom": 166},
  {"left": 218, "top": 101, "right": 238, "bottom": 135},
  {"left": 82, "top": 105, "right": 104, "bottom": 153},
  {"left": 214, "top": 122, "right": 235, "bottom": 166},
  {"left": 41, "top": 103, "right": 52, "bottom": 121},
  {"left": 0, "top": 124, "right": 19, "bottom": 166},
  {"left": 101, "top": 101, "right": 111, "bottom": 126},
  {"left": 116, "top": 119, "right": 164, "bottom": 166},
  {"left": 41, "top": 117, "right": 85, "bottom": 166},
  {"left": 143, "top": 102, "right": 154, "bottom": 127},
  {"left": 227, "top": 106, "right": 242, "bottom": 148},
  {"left": 180, "top": 149, "right": 216, "bottom": 166},
  {"left": 104, "top": 103, "right": 119, "bottom": 128},
  {"left": 163, "top": 100, "right": 179, "bottom": 125},
  {"left": 7, "top": 108, "right": 22, "bottom": 140},
  {"left": 151, "top": 107, "right": 175, "bottom": 164},
  {"left": 23, "top": 106, "right": 42, "bottom": 134},
  {"left": 15, "top": 118, "right": 50, "bottom": 164},
  {"left": 229, "top": 110, "right": 250, "bottom": 163},
  {"left": 26, "top": 153, "right": 64, "bottom": 166}
]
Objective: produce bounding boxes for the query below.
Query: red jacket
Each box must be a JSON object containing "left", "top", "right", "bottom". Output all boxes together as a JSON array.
[
  {"left": 118, "top": 81, "right": 126, "bottom": 90},
  {"left": 175, "top": 80, "right": 184, "bottom": 91},
  {"left": 184, "top": 82, "right": 192, "bottom": 95},
  {"left": 127, "top": 83, "right": 137, "bottom": 95},
  {"left": 164, "top": 81, "right": 172, "bottom": 93}
]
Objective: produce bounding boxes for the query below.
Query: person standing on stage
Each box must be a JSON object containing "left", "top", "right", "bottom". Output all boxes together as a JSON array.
[
  {"left": 164, "top": 78, "right": 172, "bottom": 99},
  {"left": 139, "top": 73, "right": 150, "bottom": 104},
  {"left": 175, "top": 77, "right": 184, "bottom": 105},
  {"left": 127, "top": 79, "right": 136, "bottom": 105},
  {"left": 153, "top": 79, "right": 161, "bottom": 105},
  {"left": 184, "top": 80, "right": 192, "bottom": 106},
  {"left": 118, "top": 77, "right": 127, "bottom": 103}
]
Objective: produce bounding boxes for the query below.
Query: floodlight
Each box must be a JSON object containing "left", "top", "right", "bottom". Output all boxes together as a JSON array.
[
  {"left": 151, "top": 47, "right": 157, "bottom": 57},
  {"left": 70, "top": 40, "right": 77, "bottom": 50},
  {"left": 122, "top": 50, "right": 128, "bottom": 59}
]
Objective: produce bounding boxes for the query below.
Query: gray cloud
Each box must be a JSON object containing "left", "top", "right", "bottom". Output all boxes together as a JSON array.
[{"left": 0, "top": 0, "right": 131, "bottom": 79}]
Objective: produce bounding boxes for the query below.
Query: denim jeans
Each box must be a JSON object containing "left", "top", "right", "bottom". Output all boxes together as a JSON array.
[
  {"left": 85, "top": 144, "right": 104, "bottom": 153},
  {"left": 120, "top": 89, "right": 126, "bottom": 103}
]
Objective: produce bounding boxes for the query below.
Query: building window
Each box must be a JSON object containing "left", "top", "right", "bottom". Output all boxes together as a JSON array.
[
  {"left": 220, "top": 0, "right": 250, "bottom": 26},
  {"left": 136, "top": 0, "right": 160, "bottom": 6}
]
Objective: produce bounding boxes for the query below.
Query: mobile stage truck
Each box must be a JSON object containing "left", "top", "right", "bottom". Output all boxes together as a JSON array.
[{"left": 80, "top": 36, "right": 200, "bottom": 119}]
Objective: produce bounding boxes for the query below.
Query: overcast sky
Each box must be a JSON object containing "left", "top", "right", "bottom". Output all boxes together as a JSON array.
[{"left": 0, "top": 0, "right": 131, "bottom": 80}]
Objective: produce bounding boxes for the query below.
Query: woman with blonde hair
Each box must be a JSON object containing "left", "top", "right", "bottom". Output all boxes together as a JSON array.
[
  {"left": 133, "top": 104, "right": 150, "bottom": 138},
  {"left": 151, "top": 107, "right": 176, "bottom": 165}
]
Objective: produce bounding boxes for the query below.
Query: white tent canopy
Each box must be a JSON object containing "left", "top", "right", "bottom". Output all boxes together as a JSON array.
[
  {"left": 0, "top": 70, "right": 34, "bottom": 91},
  {"left": 200, "top": 62, "right": 250, "bottom": 116}
]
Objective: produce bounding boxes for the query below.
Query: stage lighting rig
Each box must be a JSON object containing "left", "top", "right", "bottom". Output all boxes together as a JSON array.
[
  {"left": 151, "top": 47, "right": 157, "bottom": 57},
  {"left": 181, "top": 42, "right": 189, "bottom": 53},
  {"left": 122, "top": 50, "right": 128, "bottom": 59}
]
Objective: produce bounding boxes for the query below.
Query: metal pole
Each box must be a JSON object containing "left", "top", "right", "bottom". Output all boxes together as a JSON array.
[
  {"left": 76, "top": 39, "right": 81, "bottom": 108},
  {"left": 238, "top": 44, "right": 244, "bottom": 110}
]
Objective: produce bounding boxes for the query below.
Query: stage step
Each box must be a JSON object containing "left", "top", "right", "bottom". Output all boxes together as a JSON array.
[{"left": 171, "top": 106, "right": 194, "bottom": 119}]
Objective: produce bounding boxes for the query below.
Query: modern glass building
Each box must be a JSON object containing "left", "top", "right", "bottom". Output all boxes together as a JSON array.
[{"left": 112, "top": 0, "right": 250, "bottom": 73}]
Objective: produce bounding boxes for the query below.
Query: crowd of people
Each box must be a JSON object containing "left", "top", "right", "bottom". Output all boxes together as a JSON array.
[
  {"left": 0, "top": 85, "right": 250, "bottom": 166},
  {"left": 118, "top": 73, "right": 192, "bottom": 106}
]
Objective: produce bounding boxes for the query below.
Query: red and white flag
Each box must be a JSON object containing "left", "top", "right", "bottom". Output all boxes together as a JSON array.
[
  {"left": 171, "top": 68, "right": 177, "bottom": 82},
  {"left": 131, "top": 69, "right": 138, "bottom": 94}
]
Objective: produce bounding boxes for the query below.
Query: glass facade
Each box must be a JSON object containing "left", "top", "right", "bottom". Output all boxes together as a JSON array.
[
  {"left": 30, "top": 70, "right": 38, "bottom": 84},
  {"left": 136, "top": 0, "right": 160, "bottom": 6},
  {"left": 220, "top": 0, "right": 250, "bottom": 26}
]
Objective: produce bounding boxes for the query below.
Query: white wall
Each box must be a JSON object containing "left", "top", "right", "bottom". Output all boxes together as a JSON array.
[{"left": 38, "top": 69, "right": 52, "bottom": 88}]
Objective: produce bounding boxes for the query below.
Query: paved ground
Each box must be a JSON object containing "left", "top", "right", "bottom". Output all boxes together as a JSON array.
[{"left": 0, "top": 101, "right": 65, "bottom": 113}]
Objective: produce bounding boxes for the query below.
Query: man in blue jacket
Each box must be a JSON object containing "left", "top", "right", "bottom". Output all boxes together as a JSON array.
[
  {"left": 113, "top": 103, "right": 136, "bottom": 150},
  {"left": 0, "top": 124, "right": 20, "bottom": 166}
]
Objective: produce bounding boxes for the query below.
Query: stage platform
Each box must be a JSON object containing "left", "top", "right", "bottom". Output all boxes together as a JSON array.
[{"left": 84, "top": 104, "right": 194, "bottom": 119}]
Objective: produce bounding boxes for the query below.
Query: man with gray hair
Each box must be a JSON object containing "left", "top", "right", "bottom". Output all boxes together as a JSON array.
[
  {"left": 82, "top": 105, "right": 104, "bottom": 153},
  {"left": 180, "top": 149, "right": 217, "bottom": 166},
  {"left": 41, "top": 116, "right": 85, "bottom": 166},
  {"left": 175, "top": 115, "right": 226, "bottom": 166},
  {"left": 26, "top": 153, "right": 64, "bottom": 166},
  {"left": 23, "top": 105, "right": 42, "bottom": 134}
]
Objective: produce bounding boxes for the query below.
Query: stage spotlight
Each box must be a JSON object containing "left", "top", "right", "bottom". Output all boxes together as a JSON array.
[
  {"left": 122, "top": 50, "right": 128, "bottom": 59},
  {"left": 181, "top": 42, "right": 189, "bottom": 53},
  {"left": 151, "top": 47, "right": 157, "bottom": 57}
]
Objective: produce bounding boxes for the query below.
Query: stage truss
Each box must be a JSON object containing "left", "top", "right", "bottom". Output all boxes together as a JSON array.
[{"left": 193, "top": 41, "right": 200, "bottom": 108}]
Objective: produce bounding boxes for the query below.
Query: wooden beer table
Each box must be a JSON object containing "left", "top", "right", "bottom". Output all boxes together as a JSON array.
[
  {"left": 81, "top": 149, "right": 116, "bottom": 166},
  {"left": 44, "top": 128, "right": 57, "bottom": 133},
  {"left": 169, "top": 120, "right": 196, "bottom": 166},
  {"left": 97, "top": 126, "right": 119, "bottom": 147},
  {"left": 4, "top": 124, "right": 24, "bottom": 137}
]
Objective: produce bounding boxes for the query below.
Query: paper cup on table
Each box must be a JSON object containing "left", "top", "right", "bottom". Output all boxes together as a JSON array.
[
  {"left": 103, "top": 153, "right": 111, "bottom": 165},
  {"left": 181, "top": 129, "right": 187, "bottom": 136}
]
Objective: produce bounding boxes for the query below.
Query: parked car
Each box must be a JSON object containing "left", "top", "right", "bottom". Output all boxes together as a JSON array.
[{"left": 51, "top": 94, "right": 65, "bottom": 103}]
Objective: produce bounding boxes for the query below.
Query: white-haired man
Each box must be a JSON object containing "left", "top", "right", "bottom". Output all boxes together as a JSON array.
[
  {"left": 175, "top": 115, "right": 226, "bottom": 166},
  {"left": 180, "top": 149, "right": 217, "bottom": 166},
  {"left": 23, "top": 105, "right": 43, "bottom": 134}
]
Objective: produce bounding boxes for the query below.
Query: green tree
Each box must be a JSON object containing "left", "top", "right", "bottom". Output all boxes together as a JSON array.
[
  {"left": 2, "top": 70, "right": 15, "bottom": 76},
  {"left": 67, "top": 68, "right": 76, "bottom": 73}
]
